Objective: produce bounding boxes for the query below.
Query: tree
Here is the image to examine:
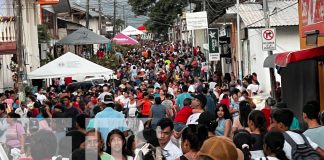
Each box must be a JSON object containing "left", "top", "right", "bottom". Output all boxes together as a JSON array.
[
  {"left": 128, "top": 0, "right": 186, "bottom": 38},
  {"left": 128, "top": 0, "right": 156, "bottom": 15}
]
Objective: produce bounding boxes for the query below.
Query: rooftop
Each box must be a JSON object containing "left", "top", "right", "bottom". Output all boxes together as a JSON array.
[{"left": 227, "top": 0, "right": 298, "bottom": 28}]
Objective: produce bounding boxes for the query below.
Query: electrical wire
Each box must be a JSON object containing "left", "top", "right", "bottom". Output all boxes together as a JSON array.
[{"left": 245, "top": 1, "right": 297, "bottom": 27}]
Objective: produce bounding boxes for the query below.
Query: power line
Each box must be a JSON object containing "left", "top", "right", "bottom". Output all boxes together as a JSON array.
[{"left": 245, "top": 1, "right": 297, "bottom": 27}]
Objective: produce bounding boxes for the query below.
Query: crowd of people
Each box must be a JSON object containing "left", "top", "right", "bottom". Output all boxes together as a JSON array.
[{"left": 0, "top": 42, "right": 324, "bottom": 160}]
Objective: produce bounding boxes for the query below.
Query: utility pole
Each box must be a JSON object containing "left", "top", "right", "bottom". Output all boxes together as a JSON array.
[
  {"left": 263, "top": 0, "right": 277, "bottom": 99},
  {"left": 122, "top": 5, "right": 126, "bottom": 29},
  {"left": 86, "top": 0, "right": 89, "bottom": 28},
  {"left": 113, "top": 0, "right": 117, "bottom": 36},
  {"left": 98, "top": 0, "right": 102, "bottom": 34},
  {"left": 237, "top": 0, "right": 242, "bottom": 80},
  {"left": 203, "top": 0, "right": 209, "bottom": 80},
  {"left": 15, "top": 0, "right": 25, "bottom": 102}
]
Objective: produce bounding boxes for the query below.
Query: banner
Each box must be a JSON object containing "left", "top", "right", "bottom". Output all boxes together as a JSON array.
[
  {"left": 186, "top": 11, "right": 208, "bottom": 30},
  {"left": 301, "top": 0, "right": 324, "bottom": 36},
  {"left": 208, "top": 28, "right": 220, "bottom": 61},
  {"left": 37, "top": 0, "right": 59, "bottom": 4}
]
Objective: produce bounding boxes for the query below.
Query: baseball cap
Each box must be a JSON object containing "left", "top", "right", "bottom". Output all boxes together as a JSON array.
[
  {"left": 102, "top": 94, "right": 114, "bottom": 104},
  {"left": 198, "top": 136, "right": 238, "bottom": 160},
  {"left": 191, "top": 94, "right": 207, "bottom": 107},
  {"left": 198, "top": 111, "right": 218, "bottom": 131}
]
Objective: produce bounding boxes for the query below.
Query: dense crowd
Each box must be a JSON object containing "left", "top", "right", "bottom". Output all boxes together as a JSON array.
[{"left": 0, "top": 42, "right": 324, "bottom": 160}]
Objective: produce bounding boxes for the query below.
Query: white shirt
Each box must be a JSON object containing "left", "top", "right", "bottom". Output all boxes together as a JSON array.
[
  {"left": 188, "top": 85, "right": 195, "bottom": 93},
  {"left": 163, "top": 140, "right": 182, "bottom": 160},
  {"left": 186, "top": 113, "right": 202, "bottom": 125},
  {"left": 15, "top": 107, "right": 28, "bottom": 118},
  {"left": 283, "top": 131, "right": 319, "bottom": 160},
  {"left": 98, "top": 92, "right": 112, "bottom": 101},
  {"left": 209, "top": 82, "right": 217, "bottom": 91},
  {"left": 35, "top": 93, "right": 47, "bottom": 104},
  {"left": 247, "top": 84, "right": 259, "bottom": 94},
  {"left": 259, "top": 157, "right": 280, "bottom": 160}
]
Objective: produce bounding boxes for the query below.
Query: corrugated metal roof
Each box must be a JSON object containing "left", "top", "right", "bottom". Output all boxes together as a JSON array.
[
  {"left": 227, "top": 0, "right": 298, "bottom": 28},
  {"left": 71, "top": 3, "right": 99, "bottom": 17}
]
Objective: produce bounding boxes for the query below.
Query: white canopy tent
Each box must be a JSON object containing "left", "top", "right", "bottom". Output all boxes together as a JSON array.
[
  {"left": 28, "top": 52, "right": 114, "bottom": 79},
  {"left": 121, "top": 26, "right": 144, "bottom": 36}
]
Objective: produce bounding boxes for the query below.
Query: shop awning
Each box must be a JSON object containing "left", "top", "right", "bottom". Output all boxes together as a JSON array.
[
  {"left": 275, "top": 46, "right": 324, "bottom": 67},
  {"left": 263, "top": 46, "right": 324, "bottom": 68}
]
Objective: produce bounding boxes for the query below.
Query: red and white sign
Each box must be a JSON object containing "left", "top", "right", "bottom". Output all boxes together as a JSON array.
[
  {"left": 301, "top": 0, "right": 324, "bottom": 36},
  {"left": 262, "top": 28, "right": 276, "bottom": 51}
]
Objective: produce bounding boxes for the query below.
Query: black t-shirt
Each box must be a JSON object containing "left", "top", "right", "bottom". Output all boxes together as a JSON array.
[
  {"left": 64, "top": 106, "right": 80, "bottom": 130},
  {"left": 251, "top": 133, "right": 264, "bottom": 151},
  {"left": 64, "top": 106, "right": 79, "bottom": 118}
]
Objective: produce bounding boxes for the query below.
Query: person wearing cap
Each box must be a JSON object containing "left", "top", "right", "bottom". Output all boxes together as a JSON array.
[
  {"left": 93, "top": 94, "right": 128, "bottom": 143},
  {"left": 186, "top": 94, "right": 206, "bottom": 125},
  {"left": 97, "top": 86, "right": 112, "bottom": 102},
  {"left": 198, "top": 111, "right": 218, "bottom": 137},
  {"left": 198, "top": 136, "right": 240, "bottom": 160}
]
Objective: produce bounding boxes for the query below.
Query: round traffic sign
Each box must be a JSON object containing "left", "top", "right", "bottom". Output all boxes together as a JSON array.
[{"left": 263, "top": 29, "right": 274, "bottom": 40}]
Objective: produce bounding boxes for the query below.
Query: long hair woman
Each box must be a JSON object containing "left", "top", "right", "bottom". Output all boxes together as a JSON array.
[
  {"left": 106, "top": 129, "right": 133, "bottom": 160},
  {"left": 215, "top": 103, "right": 233, "bottom": 137}
]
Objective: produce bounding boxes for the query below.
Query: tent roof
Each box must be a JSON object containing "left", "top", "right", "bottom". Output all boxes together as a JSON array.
[
  {"left": 56, "top": 27, "right": 110, "bottom": 45},
  {"left": 112, "top": 33, "right": 139, "bottom": 45},
  {"left": 121, "top": 26, "right": 144, "bottom": 36},
  {"left": 28, "top": 52, "right": 114, "bottom": 79},
  {"left": 137, "top": 25, "right": 147, "bottom": 32}
]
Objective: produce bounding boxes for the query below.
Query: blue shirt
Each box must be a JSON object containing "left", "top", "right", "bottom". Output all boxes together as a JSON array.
[
  {"left": 92, "top": 107, "right": 128, "bottom": 143},
  {"left": 215, "top": 118, "right": 225, "bottom": 136},
  {"left": 176, "top": 93, "right": 193, "bottom": 109}
]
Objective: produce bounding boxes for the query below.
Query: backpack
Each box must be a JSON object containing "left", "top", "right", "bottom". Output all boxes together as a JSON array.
[{"left": 283, "top": 132, "right": 320, "bottom": 160}]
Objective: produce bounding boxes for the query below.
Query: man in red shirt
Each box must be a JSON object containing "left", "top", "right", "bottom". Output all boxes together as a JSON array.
[{"left": 173, "top": 98, "right": 192, "bottom": 132}]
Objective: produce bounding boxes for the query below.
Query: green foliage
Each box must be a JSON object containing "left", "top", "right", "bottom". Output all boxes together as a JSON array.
[
  {"left": 38, "top": 25, "right": 50, "bottom": 43},
  {"left": 128, "top": 0, "right": 186, "bottom": 37},
  {"left": 112, "top": 43, "right": 140, "bottom": 54},
  {"left": 88, "top": 44, "right": 139, "bottom": 70},
  {"left": 89, "top": 53, "right": 120, "bottom": 70},
  {"left": 40, "top": 51, "right": 55, "bottom": 66},
  {"left": 128, "top": 0, "right": 156, "bottom": 15}
]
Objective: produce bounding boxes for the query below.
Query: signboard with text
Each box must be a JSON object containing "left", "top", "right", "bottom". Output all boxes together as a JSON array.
[
  {"left": 262, "top": 28, "right": 276, "bottom": 51},
  {"left": 208, "top": 28, "right": 220, "bottom": 61},
  {"left": 301, "top": 0, "right": 324, "bottom": 36},
  {"left": 186, "top": 11, "right": 208, "bottom": 30}
]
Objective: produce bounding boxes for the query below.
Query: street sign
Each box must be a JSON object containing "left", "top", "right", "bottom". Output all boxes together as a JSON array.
[
  {"left": 209, "top": 53, "right": 220, "bottom": 61},
  {"left": 208, "top": 28, "right": 219, "bottom": 53},
  {"left": 262, "top": 28, "right": 276, "bottom": 51},
  {"left": 219, "top": 27, "right": 226, "bottom": 37},
  {"left": 186, "top": 11, "right": 208, "bottom": 30},
  {"left": 208, "top": 28, "right": 220, "bottom": 61}
]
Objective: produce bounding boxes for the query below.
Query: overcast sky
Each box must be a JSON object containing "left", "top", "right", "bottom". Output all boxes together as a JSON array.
[{"left": 72, "top": 0, "right": 148, "bottom": 27}]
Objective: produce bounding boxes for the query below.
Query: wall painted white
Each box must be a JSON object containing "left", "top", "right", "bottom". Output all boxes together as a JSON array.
[
  {"left": 0, "top": 0, "right": 40, "bottom": 92},
  {"left": 243, "top": 26, "right": 300, "bottom": 94}
]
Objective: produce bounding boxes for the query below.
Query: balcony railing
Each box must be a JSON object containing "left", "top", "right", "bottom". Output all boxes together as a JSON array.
[{"left": 0, "top": 16, "right": 16, "bottom": 54}]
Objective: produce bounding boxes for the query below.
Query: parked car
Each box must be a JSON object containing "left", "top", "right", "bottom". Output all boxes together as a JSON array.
[{"left": 66, "top": 81, "right": 93, "bottom": 93}]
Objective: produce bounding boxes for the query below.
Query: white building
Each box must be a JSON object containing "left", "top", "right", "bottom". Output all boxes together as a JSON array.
[
  {"left": 0, "top": 0, "right": 40, "bottom": 92},
  {"left": 228, "top": 0, "right": 299, "bottom": 93}
]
